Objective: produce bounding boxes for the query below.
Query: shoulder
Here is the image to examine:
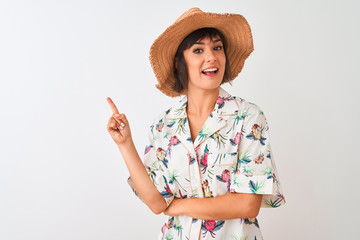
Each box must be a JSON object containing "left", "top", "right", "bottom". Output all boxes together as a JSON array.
[
  {"left": 233, "top": 95, "right": 265, "bottom": 116},
  {"left": 230, "top": 96, "right": 269, "bottom": 129},
  {"left": 146, "top": 106, "right": 174, "bottom": 138},
  {"left": 219, "top": 87, "right": 265, "bottom": 116}
]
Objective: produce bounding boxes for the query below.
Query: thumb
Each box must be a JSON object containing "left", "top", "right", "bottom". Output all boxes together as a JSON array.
[{"left": 118, "top": 113, "right": 129, "bottom": 126}]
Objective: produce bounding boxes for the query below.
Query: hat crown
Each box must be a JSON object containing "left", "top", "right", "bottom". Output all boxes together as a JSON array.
[{"left": 175, "top": 7, "right": 203, "bottom": 23}]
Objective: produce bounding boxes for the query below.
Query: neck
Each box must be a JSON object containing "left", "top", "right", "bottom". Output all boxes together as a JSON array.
[{"left": 186, "top": 87, "right": 220, "bottom": 118}]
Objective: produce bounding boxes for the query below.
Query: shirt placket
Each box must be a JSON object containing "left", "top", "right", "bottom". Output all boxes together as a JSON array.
[{"left": 187, "top": 144, "right": 204, "bottom": 240}]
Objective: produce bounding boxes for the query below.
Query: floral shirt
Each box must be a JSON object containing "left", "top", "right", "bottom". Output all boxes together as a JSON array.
[{"left": 128, "top": 87, "right": 286, "bottom": 240}]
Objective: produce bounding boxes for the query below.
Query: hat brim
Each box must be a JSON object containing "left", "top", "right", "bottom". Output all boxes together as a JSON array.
[{"left": 150, "top": 11, "right": 254, "bottom": 98}]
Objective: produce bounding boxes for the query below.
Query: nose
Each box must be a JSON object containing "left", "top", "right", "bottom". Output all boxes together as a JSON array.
[{"left": 205, "top": 49, "right": 217, "bottom": 63}]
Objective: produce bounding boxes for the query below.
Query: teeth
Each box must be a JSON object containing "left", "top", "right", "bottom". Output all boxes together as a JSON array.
[{"left": 202, "top": 68, "right": 218, "bottom": 72}]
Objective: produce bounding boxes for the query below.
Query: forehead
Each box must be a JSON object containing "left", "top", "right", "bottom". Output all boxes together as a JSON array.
[{"left": 193, "top": 35, "right": 222, "bottom": 45}]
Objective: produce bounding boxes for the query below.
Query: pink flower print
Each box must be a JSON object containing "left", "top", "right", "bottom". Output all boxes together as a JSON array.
[
  {"left": 200, "top": 153, "right": 208, "bottom": 173},
  {"left": 230, "top": 132, "right": 241, "bottom": 146},
  {"left": 234, "top": 132, "right": 241, "bottom": 144},
  {"left": 201, "top": 153, "right": 208, "bottom": 166},
  {"left": 221, "top": 170, "right": 230, "bottom": 182},
  {"left": 161, "top": 224, "right": 166, "bottom": 239},
  {"left": 170, "top": 136, "right": 179, "bottom": 145},
  {"left": 277, "top": 192, "right": 286, "bottom": 203},
  {"left": 254, "top": 152, "right": 264, "bottom": 164},
  {"left": 216, "top": 97, "right": 224, "bottom": 105},
  {"left": 144, "top": 145, "right": 152, "bottom": 154},
  {"left": 165, "top": 184, "right": 172, "bottom": 194},
  {"left": 161, "top": 176, "right": 173, "bottom": 197},
  {"left": 204, "top": 220, "right": 216, "bottom": 231},
  {"left": 216, "top": 170, "right": 231, "bottom": 191},
  {"left": 216, "top": 97, "right": 225, "bottom": 109},
  {"left": 216, "top": 169, "right": 230, "bottom": 183},
  {"left": 167, "top": 136, "right": 179, "bottom": 159},
  {"left": 202, "top": 220, "right": 225, "bottom": 238}
]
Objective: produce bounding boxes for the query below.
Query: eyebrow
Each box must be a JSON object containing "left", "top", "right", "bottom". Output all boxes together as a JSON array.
[{"left": 194, "top": 39, "right": 222, "bottom": 45}]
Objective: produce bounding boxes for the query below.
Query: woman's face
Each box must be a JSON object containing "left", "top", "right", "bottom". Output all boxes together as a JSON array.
[{"left": 183, "top": 35, "right": 226, "bottom": 92}]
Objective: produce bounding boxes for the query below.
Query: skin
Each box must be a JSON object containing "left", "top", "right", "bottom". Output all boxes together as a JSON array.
[
  {"left": 106, "top": 98, "right": 166, "bottom": 214},
  {"left": 106, "top": 35, "right": 262, "bottom": 219}
]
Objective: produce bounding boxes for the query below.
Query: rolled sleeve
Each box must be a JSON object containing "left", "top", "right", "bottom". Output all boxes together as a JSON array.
[{"left": 229, "top": 103, "right": 286, "bottom": 208}]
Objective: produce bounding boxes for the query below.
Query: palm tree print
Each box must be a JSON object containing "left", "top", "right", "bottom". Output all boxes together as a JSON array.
[
  {"left": 249, "top": 180, "right": 266, "bottom": 194},
  {"left": 164, "top": 234, "right": 174, "bottom": 240},
  {"left": 242, "top": 164, "right": 254, "bottom": 175},
  {"left": 169, "top": 169, "right": 186, "bottom": 192},
  {"left": 174, "top": 218, "right": 183, "bottom": 239},
  {"left": 231, "top": 108, "right": 249, "bottom": 130},
  {"left": 216, "top": 152, "right": 237, "bottom": 166},
  {"left": 197, "top": 126, "right": 212, "bottom": 143},
  {"left": 168, "top": 118, "right": 187, "bottom": 135},
  {"left": 262, "top": 166, "right": 272, "bottom": 176},
  {"left": 238, "top": 150, "right": 252, "bottom": 168},
  {"left": 264, "top": 198, "right": 283, "bottom": 208},
  {"left": 146, "top": 165, "right": 157, "bottom": 185},
  {"left": 231, "top": 234, "right": 248, "bottom": 240},
  {"left": 207, "top": 168, "right": 214, "bottom": 180},
  {"left": 131, "top": 88, "right": 286, "bottom": 239},
  {"left": 210, "top": 131, "right": 227, "bottom": 149},
  {"left": 160, "top": 176, "right": 173, "bottom": 198}
]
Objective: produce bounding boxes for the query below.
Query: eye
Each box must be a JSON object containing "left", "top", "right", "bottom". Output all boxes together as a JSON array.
[
  {"left": 214, "top": 45, "right": 223, "bottom": 50},
  {"left": 193, "top": 48, "right": 203, "bottom": 54}
]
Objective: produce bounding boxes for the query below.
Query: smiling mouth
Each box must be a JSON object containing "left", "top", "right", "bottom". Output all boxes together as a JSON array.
[
  {"left": 202, "top": 68, "right": 218, "bottom": 76},
  {"left": 201, "top": 68, "right": 218, "bottom": 74}
]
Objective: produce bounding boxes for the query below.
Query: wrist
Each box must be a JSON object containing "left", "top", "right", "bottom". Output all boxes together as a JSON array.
[
  {"left": 117, "top": 138, "right": 134, "bottom": 152},
  {"left": 177, "top": 198, "right": 188, "bottom": 216}
]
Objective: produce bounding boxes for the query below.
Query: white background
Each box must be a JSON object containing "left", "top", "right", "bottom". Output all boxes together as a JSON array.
[{"left": 1, "top": 0, "right": 359, "bottom": 239}]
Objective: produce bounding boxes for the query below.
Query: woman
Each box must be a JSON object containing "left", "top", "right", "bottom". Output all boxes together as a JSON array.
[{"left": 107, "top": 8, "right": 285, "bottom": 240}]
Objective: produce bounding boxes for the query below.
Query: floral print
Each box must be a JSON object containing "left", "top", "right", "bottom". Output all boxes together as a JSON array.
[{"left": 128, "top": 87, "right": 286, "bottom": 239}]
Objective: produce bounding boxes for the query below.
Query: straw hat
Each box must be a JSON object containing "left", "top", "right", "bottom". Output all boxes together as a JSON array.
[{"left": 149, "top": 7, "right": 254, "bottom": 98}]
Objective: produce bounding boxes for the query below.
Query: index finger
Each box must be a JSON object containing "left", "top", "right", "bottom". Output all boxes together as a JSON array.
[{"left": 106, "top": 97, "right": 119, "bottom": 114}]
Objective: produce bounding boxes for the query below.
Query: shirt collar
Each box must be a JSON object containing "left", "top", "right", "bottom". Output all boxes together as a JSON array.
[{"left": 166, "top": 86, "right": 239, "bottom": 119}]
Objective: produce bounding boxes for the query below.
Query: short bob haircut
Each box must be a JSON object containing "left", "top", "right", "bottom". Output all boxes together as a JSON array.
[{"left": 173, "top": 27, "right": 232, "bottom": 94}]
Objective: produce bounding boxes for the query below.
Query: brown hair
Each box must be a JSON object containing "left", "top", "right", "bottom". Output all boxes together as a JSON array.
[{"left": 173, "top": 27, "right": 232, "bottom": 93}]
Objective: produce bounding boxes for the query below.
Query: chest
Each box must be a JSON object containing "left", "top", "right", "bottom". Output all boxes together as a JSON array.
[{"left": 187, "top": 114, "right": 209, "bottom": 143}]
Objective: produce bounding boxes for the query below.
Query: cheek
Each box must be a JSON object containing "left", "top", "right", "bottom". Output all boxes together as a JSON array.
[
  {"left": 219, "top": 53, "right": 226, "bottom": 66},
  {"left": 186, "top": 61, "right": 201, "bottom": 75}
]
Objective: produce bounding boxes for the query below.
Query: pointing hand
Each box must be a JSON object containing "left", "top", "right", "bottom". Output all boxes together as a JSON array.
[{"left": 106, "top": 97, "right": 132, "bottom": 146}]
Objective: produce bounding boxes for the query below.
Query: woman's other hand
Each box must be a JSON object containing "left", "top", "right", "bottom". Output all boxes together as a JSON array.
[{"left": 106, "top": 97, "right": 132, "bottom": 146}]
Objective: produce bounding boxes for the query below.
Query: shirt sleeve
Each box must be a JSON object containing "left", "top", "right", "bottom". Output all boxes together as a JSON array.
[
  {"left": 229, "top": 103, "right": 286, "bottom": 208},
  {"left": 127, "top": 122, "right": 174, "bottom": 207}
]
